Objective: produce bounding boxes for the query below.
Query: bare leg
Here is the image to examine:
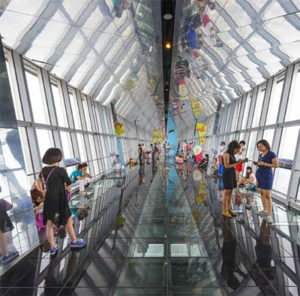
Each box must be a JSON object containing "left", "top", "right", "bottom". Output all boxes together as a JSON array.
[
  {"left": 235, "top": 170, "right": 239, "bottom": 183},
  {"left": 265, "top": 190, "right": 272, "bottom": 216},
  {"left": 65, "top": 216, "right": 77, "bottom": 242},
  {"left": 222, "top": 190, "right": 228, "bottom": 212},
  {"left": 0, "top": 231, "right": 8, "bottom": 256},
  {"left": 227, "top": 189, "right": 233, "bottom": 210},
  {"left": 46, "top": 220, "right": 56, "bottom": 248},
  {"left": 260, "top": 189, "right": 267, "bottom": 212}
]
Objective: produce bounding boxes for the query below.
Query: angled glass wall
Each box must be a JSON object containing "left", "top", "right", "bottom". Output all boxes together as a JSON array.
[{"left": 203, "top": 60, "right": 300, "bottom": 208}]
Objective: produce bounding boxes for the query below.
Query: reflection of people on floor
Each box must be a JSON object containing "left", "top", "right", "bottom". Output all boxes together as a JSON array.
[
  {"left": 221, "top": 217, "right": 240, "bottom": 290},
  {"left": 45, "top": 251, "right": 77, "bottom": 293},
  {"left": 175, "top": 152, "right": 183, "bottom": 164},
  {"left": 0, "top": 197, "right": 19, "bottom": 265},
  {"left": 112, "top": 0, "right": 129, "bottom": 18},
  {"left": 254, "top": 220, "right": 276, "bottom": 286},
  {"left": 129, "top": 158, "right": 138, "bottom": 169},
  {"left": 198, "top": 154, "right": 209, "bottom": 171},
  {"left": 112, "top": 155, "right": 121, "bottom": 175},
  {"left": 138, "top": 165, "right": 145, "bottom": 185}
]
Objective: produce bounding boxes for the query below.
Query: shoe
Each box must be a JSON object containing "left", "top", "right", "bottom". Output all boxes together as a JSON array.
[
  {"left": 0, "top": 251, "right": 19, "bottom": 265},
  {"left": 70, "top": 238, "right": 86, "bottom": 249},
  {"left": 257, "top": 210, "right": 267, "bottom": 217},
  {"left": 222, "top": 211, "right": 232, "bottom": 218},
  {"left": 267, "top": 216, "right": 273, "bottom": 224},
  {"left": 228, "top": 209, "right": 237, "bottom": 217},
  {"left": 50, "top": 245, "right": 59, "bottom": 256}
]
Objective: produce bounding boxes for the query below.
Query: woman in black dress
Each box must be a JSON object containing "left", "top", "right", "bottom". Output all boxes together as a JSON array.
[
  {"left": 222, "top": 141, "right": 247, "bottom": 218},
  {"left": 42, "top": 148, "right": 86, "bottom": 256}
]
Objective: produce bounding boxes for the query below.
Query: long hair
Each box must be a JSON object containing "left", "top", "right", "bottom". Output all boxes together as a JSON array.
[
  {"left": 246, "top": 166, "right": 252, "bottom": 178},
  {"left": 227, "top": 140, "right": 241, "bottom": 154}
]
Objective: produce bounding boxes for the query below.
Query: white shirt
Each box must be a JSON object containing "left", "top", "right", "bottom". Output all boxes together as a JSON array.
[{"left": 218, "top": 145, "right": 225, "bottom": 156}]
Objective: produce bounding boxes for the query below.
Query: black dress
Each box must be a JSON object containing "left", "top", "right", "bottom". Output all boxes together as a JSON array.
[
  {"left": 222, "top": 151, "right": 237, "bottom": 190},
  {"left": 42, "top": 166, "right": 72, "bottom": 226}
]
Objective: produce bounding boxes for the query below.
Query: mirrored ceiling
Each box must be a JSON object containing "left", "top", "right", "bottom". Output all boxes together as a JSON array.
[
  {"left": 0, "top": 0, "right": 164, "bottom": 129},
  {"left": 170, "top": 0, "right": 300, "bottom": 130}
]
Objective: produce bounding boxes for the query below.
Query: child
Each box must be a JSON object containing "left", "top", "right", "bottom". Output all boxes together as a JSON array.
[
  {"left": 42, "top": 148, "right": 86, "bottom": 256},
  {"left": 31, "top": 191, "right": 45, "bottom": 232},
  {"left": 235, "top": 140, "right": 246, "bottom": 182}
]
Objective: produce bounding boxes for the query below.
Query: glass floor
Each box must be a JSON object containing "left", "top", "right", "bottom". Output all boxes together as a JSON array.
[{"left": 0, "top": 162, "right": 299, "bottom": 295}]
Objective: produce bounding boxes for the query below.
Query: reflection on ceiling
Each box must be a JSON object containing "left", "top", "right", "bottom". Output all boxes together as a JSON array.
[
  {"left": 170, "top": 0, "right": 300, "bottom": 130},
  {"left": 0, "top": 0, "right": 164, "bottom": 129}
]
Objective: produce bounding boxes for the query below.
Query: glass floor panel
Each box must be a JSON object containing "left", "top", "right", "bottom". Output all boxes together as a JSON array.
[{"left": 1, "top": 163, "right": 299, "bottom": 296}]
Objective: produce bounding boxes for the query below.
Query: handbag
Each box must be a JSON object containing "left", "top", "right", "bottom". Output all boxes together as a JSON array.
[
  {"left": 1, "top": 199, "right": 13, "bottom": 211},
  {"left": 66, "top": 190, "right": 71, "bottom": 202}
]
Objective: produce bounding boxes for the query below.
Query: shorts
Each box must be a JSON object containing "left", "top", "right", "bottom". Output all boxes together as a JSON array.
[
  {"left": 218, "top": 155, "right": 222, "bottom": 164},
  {"left": 235, "top": 163, "right": 243, "bottom": 172}
]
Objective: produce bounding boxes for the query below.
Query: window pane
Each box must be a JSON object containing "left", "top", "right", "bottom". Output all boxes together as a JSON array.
[
  {"left": 263, "top": 129, "right": 275, "bottom": 147},
  {"left": 252, "top": 88, "right": 265, "bottom": 127},
  {"left": 102, "top": 107, "right": 109, "bottom": 133},
  {"left": 18, "top": 127, "right": 33, "bottom": 174},
  {"left": 25, "top": 71, "right": 49, "bottom": 124},
  {"left": 241, "top": 93, "right": 252, "bottom": 129},
  {"left": 36, "top": 129, "right": 54, "bottom": 160},
  {"left": 51, "top": 83, "right": 68, "bottom": 127},
  {"left": 60, "top": 131, "right": 73, "bottom": 159},
  {"left": 246, "top": 131, "right": 257, "bottom": 160},
  {"left": 69, "top": 91, "right": 81, "bottom": 130},
  {"left": 76, "top": 133, "right": 87, "bottom": 161},
  {"left": 278, "top": 126, "right": 300, "bottom": 160},
  {"left": 273, "top": 168, "right": 291, "bottom": 195},
  {"left": 231, "top": 100, "right": 241, "bottom": 131},
  {"left": 5, "top": 59, "right": 23, "bottom": 120},
  {"left": 94, "top": 104, "right": 102, "bottom": 133},
  {"left": 285, "top": 69, "right": 300, "bottom": 122},
  {"left": 266, "top": 79, "right": 284, "bottom": 125},
  {"left": 82, "top": 97, "right": 92, "bottom": 131},
  {"left": 239, "top": 133, "right": 246, "bottom": 141},
  {"left": 93, "top": 160, "right": 99, "bottom": 175}
]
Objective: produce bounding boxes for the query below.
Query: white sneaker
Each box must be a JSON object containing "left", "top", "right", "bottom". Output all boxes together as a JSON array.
[
  {"left": 257, "top": 210, "right": 267, "bottom": 217},
  {"left": 267, "top": 216, "right": 273, "bottom": 224}
]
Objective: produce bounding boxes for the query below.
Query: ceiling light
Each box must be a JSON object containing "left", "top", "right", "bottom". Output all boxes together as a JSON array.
[
  {"left": 163, "top": 13, "right": 173, "bottom": 20},
  {"left": 165, "top": 42, "right": 172, "bottom": 50}
]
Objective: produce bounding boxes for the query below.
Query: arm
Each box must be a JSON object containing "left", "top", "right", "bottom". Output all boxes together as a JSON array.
[
  {"left": 259, "top": 157, "right": 278, "bottom": 168},
  {"left": 33, "top": 202, "right": 44, "bottom": 211},
  {"left": 223, "top": 153, "right": 242, "bottom": 169}
]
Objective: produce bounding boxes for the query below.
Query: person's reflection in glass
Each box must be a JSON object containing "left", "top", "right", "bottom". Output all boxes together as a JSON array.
[
  {"left": 138, "top": 165, "right": 145, "bottom": 186},
  {"left": 254, "top": 219, "right": 276, "bottom": 286},
  {"left": 4, "top": 130, "right": 27, "bottom": 196},
  {"left": 221, "top": 217, "right": 240, "bottom": 290},
  {"left": 0, "top": 198, "right": 19, "bottom": 265},
  {"left": 45, "top": 252, "right": 78, "bottom": 295}
]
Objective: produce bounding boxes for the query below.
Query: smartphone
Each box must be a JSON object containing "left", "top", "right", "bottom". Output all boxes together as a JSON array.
[
  {"left": 244, "top": 158, "right": 248, "bottom": 162},
  {"left": 253, "top": 161, "right": 258, "bottom": 165}
]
